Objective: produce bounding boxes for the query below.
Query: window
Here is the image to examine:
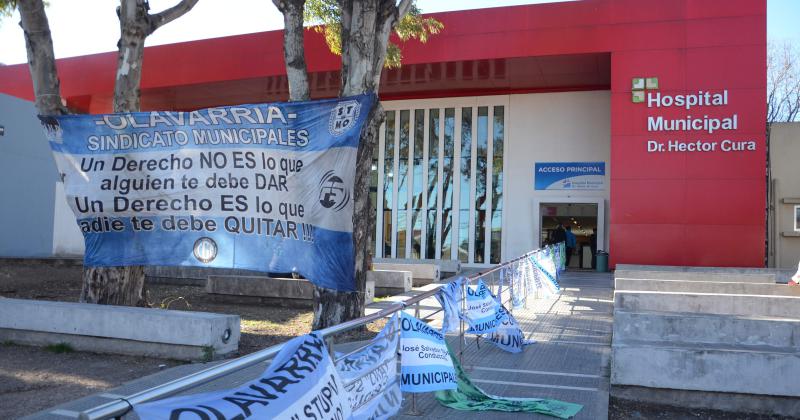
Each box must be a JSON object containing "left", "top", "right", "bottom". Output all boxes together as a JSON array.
[
  {"left": 795, "top": 205, "right": 800, "bottom": 232},
  {"left": 374, "top": 99, "right": 506, "bottom": 265},
  {"left": 382, "top": 111, "right": 395, "bottom": 257}
]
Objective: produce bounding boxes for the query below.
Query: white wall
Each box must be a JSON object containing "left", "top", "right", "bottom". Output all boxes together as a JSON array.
[
  {"left": 52, "top": 181, "right": 85, "bottom": 256},
  {"left": 768, "top": 122, "right": 800, "bottom": 269},
  {"left": 503, "top": 90, "right": 611, "bottom": 260}
]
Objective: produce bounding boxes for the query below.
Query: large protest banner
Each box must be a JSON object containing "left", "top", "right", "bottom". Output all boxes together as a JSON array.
[
  {"left": 42, "top": 95, "right": 376, "bottom": 291},
  {"left": 400, "top": 313, "right": 457, "bottom": 393},
  {"left": 335, "top": 314, "right": 402, "bottom": 420},
  {"left": 134, "top": 333, "right": 351, "bottom": 420}
]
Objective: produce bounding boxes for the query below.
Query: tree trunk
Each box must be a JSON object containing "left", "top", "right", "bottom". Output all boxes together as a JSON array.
[
  {"left": 274, "top": 0, "right": 310, "bottom": 102},
  {"left": 80, "top": 0, "right": 154, "bottom": 307},
  {"left": 113, "top": 0, "right": 153, "bottom": 113},
  {"left": 310, "top": 0, "right": 410, "bottom": 330},
  {"left": 274, "top": 0, "right": 411, "bottom": 329},
  {"left": 112, "top": 0, "right": 199, "bottom": 111},
  {"left": 80, "top": 266, "right": 147, "bottom": 306},
  {"left": 17, "top": 0, "right": 67, "bottom": 116},
  {"left": 82, "top": 0, "right": 198, "bottom": 307}
]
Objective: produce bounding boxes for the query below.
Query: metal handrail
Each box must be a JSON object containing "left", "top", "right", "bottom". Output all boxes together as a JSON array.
[{"left": 77, "top": 247, "right": 548, "bottom": 420}]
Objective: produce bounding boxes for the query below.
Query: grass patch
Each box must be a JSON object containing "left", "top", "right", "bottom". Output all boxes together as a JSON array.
[
  {"left": 44, "top": 342, "right": 74, "bottom": 354},
  {"left": 1, "top": 340, "right": 15, "bottom": 346},
  {"left": 240, "top": 319, "right": 283, "bottom": 330},
  {"left": 201, "top": 345, "right": 215, "bottom": 362}
]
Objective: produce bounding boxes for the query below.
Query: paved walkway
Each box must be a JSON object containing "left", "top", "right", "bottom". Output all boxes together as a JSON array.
[
  {"left": 26, "top": 271, "right": 613, "bottom": 420},
  {"left": 396, "top": 270, "right": 613, "bottom": 419}
]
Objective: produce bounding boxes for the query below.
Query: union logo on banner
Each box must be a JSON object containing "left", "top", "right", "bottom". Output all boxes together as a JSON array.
[{"left": 329, "top": 99, "right": 361, "bottom": 136}]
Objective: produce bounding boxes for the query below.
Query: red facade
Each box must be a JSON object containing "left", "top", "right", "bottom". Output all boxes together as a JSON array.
[{"left": 0, "top": 0, "right": 767, "bottom": 267}]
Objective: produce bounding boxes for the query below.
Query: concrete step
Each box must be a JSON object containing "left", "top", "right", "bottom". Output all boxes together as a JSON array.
[
  {"left": 614, "top": 291, "right": 800, "bottom": 318},
  {"left": 615, "top": 264, "right": 777, "bottom": 274},
  {"left": 206, "top": 275, "right": 375, "bottom": 306},
  {"left": 611, "top": 343, "right": 800, "bottom": 397},
  {"left": 373, "top": 257, "right": 460, "bottom": 274},
  {"left": 614, "top": 278, "right": 798, "bottom": 295},
  {"left": 372, "top": 262, "right": 440, "bottom": 286},
  {"left": 0, "top": 298, "right": 239, "bottom": 361},
  {"left": 207, "top": 275, "right": 314, "bottom": 299},
  {"left": 614, "top": 270, "right": 776, "bottom": 284},
  {"left": 613, "top": 310, "right": 800, "bottom": 350},
  {"left": 368, "top": 270, "right": 412, "bottom": 296}
]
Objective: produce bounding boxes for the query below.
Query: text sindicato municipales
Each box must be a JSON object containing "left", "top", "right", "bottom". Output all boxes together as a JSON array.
[{"left": 87, "top": 107, "right": 309, "bottom": 152}]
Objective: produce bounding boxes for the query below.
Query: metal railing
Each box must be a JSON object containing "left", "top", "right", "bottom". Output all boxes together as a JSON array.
[{"left": 77, "top": 246, "right": 558, "bottom": 420}]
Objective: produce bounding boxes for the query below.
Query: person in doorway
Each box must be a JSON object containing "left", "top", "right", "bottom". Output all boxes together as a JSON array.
[
  {"left": 590, "top": 230, "right": 598, "bottom": 269},
  {"left": 551, "top": 221, "right": 566, "bottom": 246},
  {"left": 565, "top": 225, "right": 577, "bottom": 268}
]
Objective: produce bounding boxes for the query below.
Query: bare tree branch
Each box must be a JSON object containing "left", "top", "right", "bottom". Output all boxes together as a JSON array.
[
  {"left": 274, "top": 0, "right": 310, "bottom": 101},
  {"left": 114, "top": 0, "right": 199, "bottom": 112},
  {"left": 397, "top": 0, "right": 413, "bottom": 20},
  {"left": 149, "top": 0, "right": 199, "bottom": 33},
  {"left": 767, "top": 40, "right": 800, "bottom": 124}
]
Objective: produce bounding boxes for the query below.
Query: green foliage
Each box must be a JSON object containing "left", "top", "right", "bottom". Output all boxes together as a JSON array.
[
  {"left": 0, "top": 0, "right": 17, "bottom": 21},
  {"left": 0, "top": 1, "right": 49, "bottom": 27},
  {"left": 45, "top": 342, "right": 75, "bottom": 354},
  {"left": 201, "top": 345, "right": 215, "bottom": 362},
  {"left": 305, "top": 0, "right": 443, "bottom": 68}
]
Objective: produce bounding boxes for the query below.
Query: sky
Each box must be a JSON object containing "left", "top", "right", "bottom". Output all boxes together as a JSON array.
[{"left": 0, "top": 0, "right": 798, "bottom": 65}]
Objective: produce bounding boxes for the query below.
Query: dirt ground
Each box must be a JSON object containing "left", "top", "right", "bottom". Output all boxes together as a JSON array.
[
  {"left": 0, "top": 342, "right": 182, "bottom": 419},
  {"left": 0, "top": 260, "right": 383, "bottom": 418}
]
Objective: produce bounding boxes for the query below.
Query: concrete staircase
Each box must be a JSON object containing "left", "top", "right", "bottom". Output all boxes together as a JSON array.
[{"left": 611, "top": 267, "right": 800, "bottom": 416}]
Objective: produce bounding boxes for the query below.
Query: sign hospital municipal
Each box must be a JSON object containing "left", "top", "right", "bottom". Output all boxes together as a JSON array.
[{"left": 632, "top": 77, "right": 757, "bottom": 153}]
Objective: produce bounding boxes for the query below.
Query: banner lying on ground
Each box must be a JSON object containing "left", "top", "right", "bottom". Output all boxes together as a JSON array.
[
  {"left": 436, "top": 343, "right": 583, "bottom": 419},
  {"left": 335, "top": 314, "right": 402, "bottom": 420},
  {"left": 135, "top": 333, "right": 351, "bottom": 420},
  {"left": 42, "top": 95, "right": 376, "bottom": 291},
  {"left": 400, "top": 312, "right": 458, "bottom": 393}
]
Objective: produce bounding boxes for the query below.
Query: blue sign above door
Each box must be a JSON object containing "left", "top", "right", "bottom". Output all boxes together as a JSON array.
[{"left": 534, "top": 162, "right": 605, "bottom": 190}]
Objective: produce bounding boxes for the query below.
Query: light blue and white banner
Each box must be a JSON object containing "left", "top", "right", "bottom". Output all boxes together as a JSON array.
[
  {"left": 336, "top": 314, "right": 402, "bottom": 420},
  {"left": 466, "top": 280, "right": 530, "bottom": 353},
  {"left": 532, "top": 249, "right": 560, "bottom": 295},
  {"left": 134, "top": 333, "right": 350, "bottom": 420},
  {"left": 488, "top": 307, "right": 531, "bottom": 353},
  {"left": 41, "top": 95, "right": 376, "bottom": 291},
  {"left": 435, "top": 277, "right": 465, "bottom": 334},
  {"left": 464, "top": 280, "right": 504, "bottom": 335},
  {"left": 400, "top": 312, "right": 457, "bottom": 393},
  {"left": 510, "top": 262, "right": 526, "bottom": 309},
  {"left": 534, "top": 162, "right": 605, "bottom": 190}
]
